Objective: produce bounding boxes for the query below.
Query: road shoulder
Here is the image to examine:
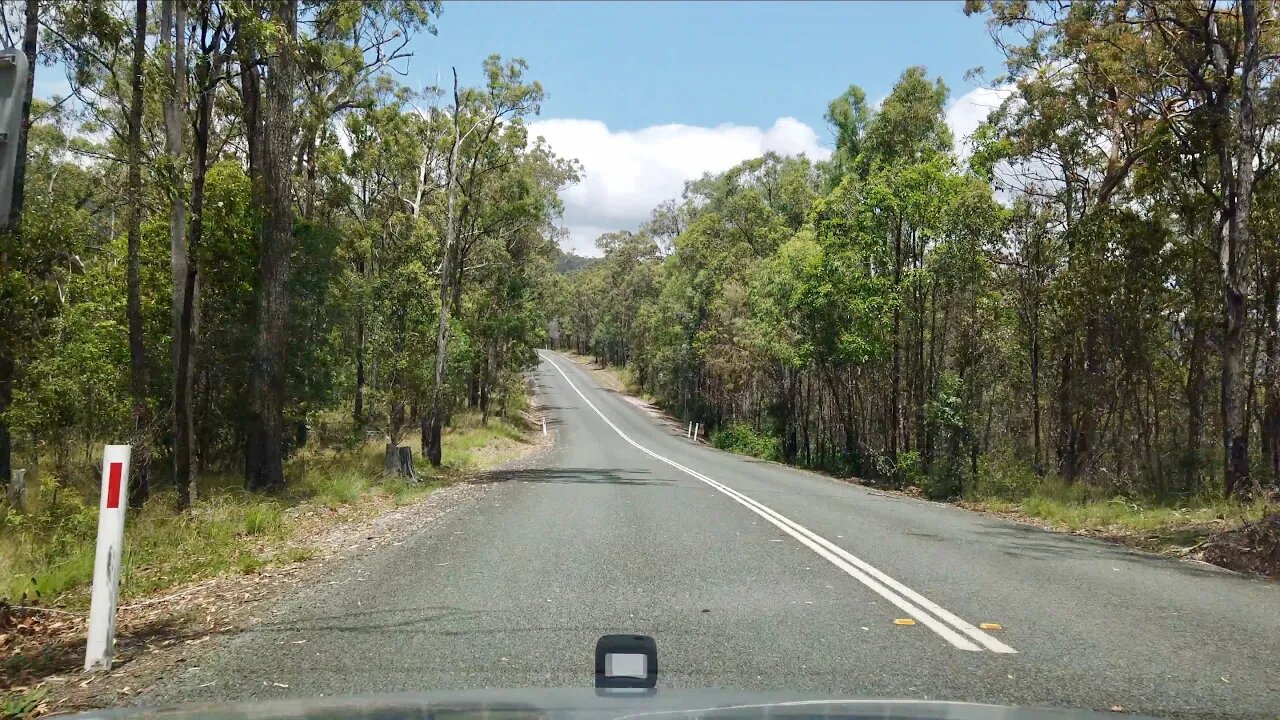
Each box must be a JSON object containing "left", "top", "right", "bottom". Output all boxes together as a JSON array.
[{"left": 4, "top": 417, "right": 553, "bottom": 717}]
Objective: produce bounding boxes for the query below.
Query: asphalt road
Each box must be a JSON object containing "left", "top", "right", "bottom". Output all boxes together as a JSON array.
[{"left": 145, "top": 351, "right": 1280, "bottom": 718}]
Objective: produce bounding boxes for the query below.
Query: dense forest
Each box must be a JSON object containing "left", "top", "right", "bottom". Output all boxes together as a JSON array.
[
  {"left": 559, "top": 1, "right": 1280, "bottom": 503},
  {"left": 0, "top": 0, "right": 575, "bottom": 508}
]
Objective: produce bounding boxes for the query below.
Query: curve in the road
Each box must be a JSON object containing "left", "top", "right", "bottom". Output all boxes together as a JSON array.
[{"left": 538, "top": 351, "right": 1015, "bottom": 655}]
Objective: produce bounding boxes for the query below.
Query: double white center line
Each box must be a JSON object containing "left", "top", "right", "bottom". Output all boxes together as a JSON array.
[{"left": 539, "top": 352, "right": 1016, "bottom": 654}]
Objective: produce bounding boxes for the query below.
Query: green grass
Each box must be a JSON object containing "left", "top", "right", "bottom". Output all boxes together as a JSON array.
[
  {"left": 0, "top": 411, "right": 532, "bottom": 609},
  {"left": 0, "top": 487, "right": 297, "bottom": 606},
  {"left": 294, "top": 465, "right": 372, "bottom": 508},
  {"left": 964, "top": 477, "right": 1268, "bottom": 551}
]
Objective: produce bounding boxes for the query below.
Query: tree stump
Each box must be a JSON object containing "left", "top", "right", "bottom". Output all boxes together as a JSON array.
[
  {"left": 384, "top": 444, "right": 417, "bottom": 480},
  {"left": 7, "top": 468, "right": 25, "bottom": 511}
]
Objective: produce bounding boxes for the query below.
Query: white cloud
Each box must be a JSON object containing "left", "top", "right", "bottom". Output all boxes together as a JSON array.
[
  {"left": 945, "top": 85, "right": 1013, "bottom": 158},
  {"left": 529, "top": 117, "right": 831, "bottom": 256}
]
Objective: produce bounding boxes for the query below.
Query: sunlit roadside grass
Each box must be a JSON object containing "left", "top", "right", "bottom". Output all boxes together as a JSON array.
[
  {"left": 0, "top": 411, "right": 532, "bottom": 609},
  {"left": 560, "top": 351, "right": 658, "bottom": 404},
  {"left": 962, "top": 478, "right": 1269, "bottom": 552}
]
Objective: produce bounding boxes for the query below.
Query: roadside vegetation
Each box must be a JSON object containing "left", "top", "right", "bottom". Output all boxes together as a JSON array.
[
  {"left": 1, "top": 407, "right": 537, "bottom": 719},
  {"left": 571, "top": 355, "right": 1273, "bottom": 568},
  {"left": 0, "top": 410, "right": 532, "bottom": 610},
  {"left": 555, "top": 3, "right": 1280, "bottom": 574},
  {"left": 1, "top": 0, "right": 569, "bottom": 621}
]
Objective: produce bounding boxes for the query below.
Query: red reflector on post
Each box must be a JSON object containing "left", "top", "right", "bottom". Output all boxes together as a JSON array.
[{"left": 105, "top": 462, "right": 122, "bottom": 509}]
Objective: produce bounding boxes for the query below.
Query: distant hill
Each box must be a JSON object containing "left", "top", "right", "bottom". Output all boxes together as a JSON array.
[{"left": 552, "top": 246, "right": 599, "bottom": 274}]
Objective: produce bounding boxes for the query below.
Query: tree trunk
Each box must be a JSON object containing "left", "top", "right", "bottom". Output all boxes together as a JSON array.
[
  {"left": 161, "top": 0, "right": 192, "bottom": 504},
  {"left": 0, "top": 353, "right": 11, "bottom": 493},
  {"left": 1261, "top": 264, "right": 1280, "bottom": 486},
  {"left": 384, "top": 443, "right": 415, "bottom": 479},
  {"left": 1077, "top": 318, "right": 1100, "bottom": 479},
  {"left": 175, "top": 8, "right": 219, "bottom": 506},
  {"left": 782, "top": 365, "right": 798, "bottom": 464},
  {"left": 890, "top": 219, "right": 902, "bottom": 463},
  {"left": 126, "top": 0, "right": 150, "bottom": 507},
  {"left": 1220, "top": 0, "right": 1260, "bottom": 500},
  {"left": 425, "top": 68, "right": 464, "bottom": 468},
  {"left": 8, "top": 0, "right": 36, "bottom": 229},
  {"left": 1056, "top": 349, "right": 1077, "bottom": 481},
  {"left": 0, "top": 0, "right": 37, "bottom": 494},
  {"left": 1030, "top": 324, "right": 1043, "bottom": 474},
  {"left": 236, "top": 21, "right": 261, "bottom": 181},
  {"left": 354, "top": 302, "right": 366, "bottom": 427},
  {"left": 245, "top": 0, "right": 298, "bottom": 491}
]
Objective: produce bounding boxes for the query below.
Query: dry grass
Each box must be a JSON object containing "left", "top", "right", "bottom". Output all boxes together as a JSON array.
[
  {"left": 0, "top": 412, "right": 533, "bottom": 611},
  {"left": 960, "top": 479, "right": 1272, "bottom": 562}
]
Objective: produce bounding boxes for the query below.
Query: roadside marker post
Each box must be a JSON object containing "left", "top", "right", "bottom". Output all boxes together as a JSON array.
[
  {"left": 85, "top": 445, "right": 132, "bottom": 672},
  {"left": 542, "top": 416, "right": 547, "bottom": 436},
  {"left": 687, "top": 421, "right": 693, "bottom": 439},
  {"left": 693, "top": 423, "right": 700, "bottom": 442}
]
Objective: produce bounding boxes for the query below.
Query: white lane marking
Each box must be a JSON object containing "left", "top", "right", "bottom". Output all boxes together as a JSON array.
[{"left": 539, "top": 351, "right": 1016, "bottom": 654}]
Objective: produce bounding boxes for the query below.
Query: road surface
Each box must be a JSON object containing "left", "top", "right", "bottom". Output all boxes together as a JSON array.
[{"left": 145, "top": 351, "right": 1280, "bottom": 718}]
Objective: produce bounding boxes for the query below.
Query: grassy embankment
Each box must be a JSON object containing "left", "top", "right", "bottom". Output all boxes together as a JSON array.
[{"left": 0, "top": 410, "right": 532, "bottom": 610}]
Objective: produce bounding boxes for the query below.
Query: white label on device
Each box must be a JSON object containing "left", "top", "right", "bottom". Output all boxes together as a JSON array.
[{"left": 605, "top": 653, "right": 647, "bottom": 679}]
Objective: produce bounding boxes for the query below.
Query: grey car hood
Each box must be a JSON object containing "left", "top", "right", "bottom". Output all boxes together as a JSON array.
[{"left": 66, "top": 689, "right": 1155, "bottom": 720}]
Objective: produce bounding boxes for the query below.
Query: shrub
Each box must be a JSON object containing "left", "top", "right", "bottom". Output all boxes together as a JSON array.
[
  {"left": 711, "top": 422, "right": 781, "bottom": 462},
  {"left": 892, "top": 450, "right": 925, "bottom": 489},
  {"left": 969, "top": 450, "right": 1043, "bottom": 500}
]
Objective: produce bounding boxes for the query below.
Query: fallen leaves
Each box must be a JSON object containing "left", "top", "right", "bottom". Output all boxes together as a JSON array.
[{"left": 1202, "top": 512, "right": 1280, "bottom": 578}]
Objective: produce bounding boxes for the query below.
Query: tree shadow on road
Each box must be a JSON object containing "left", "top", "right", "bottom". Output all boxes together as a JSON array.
[
  {"left": 252, "top": 603, "right": 679, "bottom": 640},
  {"left": 974, "top": 522, "right": 1248, "bottom": 580},
  {"left": 253, "top": 605, "right": 484, "bottom": 634},
  {"left": 471, "top": 467, "right": 674, "bottom": 487}
]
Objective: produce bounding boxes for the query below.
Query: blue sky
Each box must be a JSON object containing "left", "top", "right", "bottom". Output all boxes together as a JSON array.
[
  {"left": 407, "top": 1, "right": 1004, "bottom": 137},
  {"left": 400, "top": 2, "right": 1010, "bottom": 254}
]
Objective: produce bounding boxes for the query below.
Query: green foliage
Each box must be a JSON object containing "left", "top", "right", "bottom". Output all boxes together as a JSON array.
[
  {"left": 711, "top": 423, "right": 782, "bottom": 462},
  {"left": 7, "top": 273, "right": 131, "bottom": 455},
  {"left": 561, "top": 29, "right": 1279, "bottom": 518},
  {"left": 241, "top": 502, "right": 283, "bottom": 536},
  {"left": 893, "top": 450, "right": 925, "bottom": 489},
  {"left": 968, "top": 481, "right": 1271, "bottom": 553},
  {"left": 0, "top": 406, "right": 532, "bottom": 608},
  {"left": 970, "top": 450, "right": 1044, "bottom": 501},
  {"left": 1, "top": 687, "right": 47, "bottom": 720}
]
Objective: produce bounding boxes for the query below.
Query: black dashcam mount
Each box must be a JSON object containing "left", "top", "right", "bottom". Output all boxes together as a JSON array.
[{"left": 594, "top": 634, "right": 659, "bottom": 690}]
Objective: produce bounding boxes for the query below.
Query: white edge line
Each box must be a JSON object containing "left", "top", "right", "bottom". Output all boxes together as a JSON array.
[{"left": 539, "top": 351, "right": 1016, "bottom": 655}]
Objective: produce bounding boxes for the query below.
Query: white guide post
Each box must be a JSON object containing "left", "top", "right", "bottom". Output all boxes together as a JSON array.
[{"left": 84, "top": 445, "right": 132, "bottom": 672}]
